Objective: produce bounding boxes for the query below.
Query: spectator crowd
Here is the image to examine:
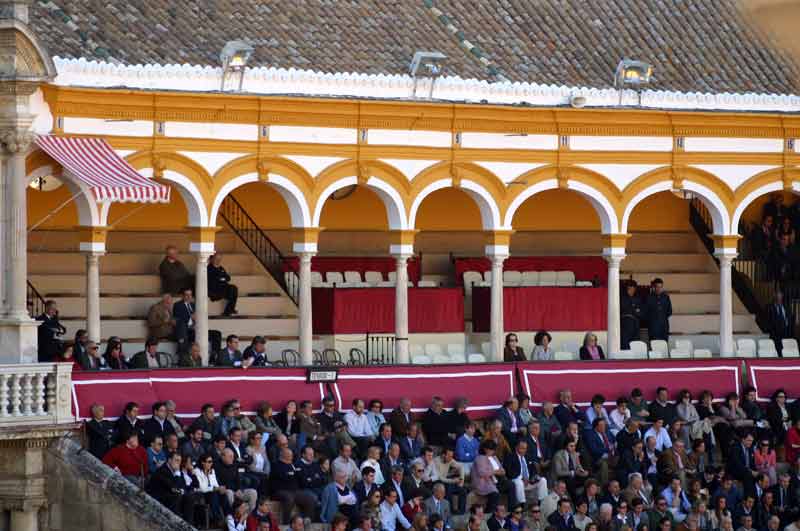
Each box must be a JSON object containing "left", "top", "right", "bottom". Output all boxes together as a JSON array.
[{"left": 85, "top": 385, "right": 800, "bottom": 531}]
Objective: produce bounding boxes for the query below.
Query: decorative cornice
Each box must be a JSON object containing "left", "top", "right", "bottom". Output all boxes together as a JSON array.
[
  {"left": 0, "top": 128, "right": 33, "bottom": 153},
  {"left": 51, "top": 57, "right": 800, "bottom": 113}
]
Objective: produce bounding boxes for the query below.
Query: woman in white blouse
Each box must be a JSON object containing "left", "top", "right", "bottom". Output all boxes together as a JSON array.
[
  {"left": 194, "top": 453, "right": 230, "bottom": 522},
  {"left": 531, "top": 331, "right": 554, "bottom": 361},
  {"left": 245, "top": 431, "right": 270, "bottom": 494}
]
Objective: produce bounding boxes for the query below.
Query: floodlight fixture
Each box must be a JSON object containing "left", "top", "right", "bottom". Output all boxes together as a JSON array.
[
  {"left": 614, "top": 59, "right": 653, "bottom": 105},
  {"left": 220, "top": 40, "right": 254, "bottom": 91},
  {"left": 410, "top": 51, "right": 447, "bottom": 99}
]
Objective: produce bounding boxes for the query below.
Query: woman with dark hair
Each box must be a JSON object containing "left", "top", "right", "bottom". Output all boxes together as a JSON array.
[
  {"left": 579, "top": 332, "right": 605, "bottom": 360},
  {"left": 517, "top": 394, "right": 535, "bottom": 427},
  {"left": 254, "top": 402, "right": 280, "bottom": 438},
  {"left": 504, "top": 333, "right": 526, "bottom": 362},
  {"left": 366, "top": 399, "right": 386, "bottom": 437},
  {"left": 274, "top": 400, "right": 301, "bottom": 448},
  {"left": 766, "top": 388, "right": 791, "bottom": 444},
  {"left": 104, "top": 340, "right": 127, "bottom": 370},
  {"left": 531, "top": 331, "right": 554, "bottom": 361},
  {"left": 59, "top": 342, "right": 80, "bottom": 370}
]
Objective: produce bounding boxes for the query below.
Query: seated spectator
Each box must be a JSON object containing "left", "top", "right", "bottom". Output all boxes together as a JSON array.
[
  {"left": 360, "top": 489, "right": 383, "bottom": 530},
  {"left": 76, "top": 340, "right": 102, "bottom": 370},
  {"left": 178, "top": 342, "right": 204, "bottom": 367},
  {"left": 37, "top": 299, "right": 66, "bottom": 362},
  {"left": 754, "top": 439, "right": 777, "bottom": 486},
  {"left": 785, "top": 417, "right": 800, "bottom": 465},
  {"left": 143, "top": 401, "right": 176, "bottom": 445},
  {"left": 472, "top": 440, "right": 506, "bottom": 514},
  {"left": 553, "top": 439, "right": 588, "bottom": 499},
  {"left": 504, "top": 333, "right": 527, "bottom": 362},
  {"left": 434, "top": 446, "right": 466, "bottom": 514},
  {"left": 402, "top": 489, "right": 426, "bottom": 524},
  {"left": 194, "top": 452, "right": 230, "bottom": 524},
  {"left": 517, "top": 394, "right": 535, "bottom": 427},
  {"left": 254, "top": 401, "right": 280, "bottom": 440},
  {"left": 297, "top": 445, "right": 327, "bottom": 500},
  {"left": 660, "top": 476, "right": 691, "bottom": 522},
  {"left": 246, "top": 497, "right": 280, "bottom": 531},
  {"left": 188, "top": 403, "right": 219, "bottom": 442},
  {"left": 115, "top": 401, "right": 144, "bottom": 445},
  {"left": 208, "top": 253, "right": 238, "bottom": 316},
  {"left": 538, "top": 401, "right": 562, "bottom": 443},
  {"left": 555, "top": 389, "right": 585, "bottom": 430},
  {"left": 456, "top": 422, "right": 480, "bottom": 474},
  {"left": 766, "top": 389, "right": 791, "bottom": 444},
  {"left": 102, "top": 431, "right": 148, "bottom": 486},
  {"left": 504, "top": 439, "right": 547, "bottom": 508},
  {"left": 616, "top": 418, "right": 642, "bottom": 457},
  {"left": 361, "top": 446, "right": 385, "bottom": 486},
  {"left": 242, "top": 336, "right": 268, "bottom": 368},
  {"left": 497, "top": 396, "right": 523, "bottom": 445},
  {"left": 147, "top": 293, "right": 176, "bottom": 339},
  {"left": 376, "top": 422, "right": 394, "bottom": 456},
  {"left": 231, "top": 399, "right": 256, "bottom": 439},
  {"left": 424, "top": 482, "right": 452, "bottom": 526},
  {"left": 585, "top": 394, "right": 611, "bottom": 427},
  {"left": 422, "top": 396, "right": 450, "bottom": 448},
  {"left": 173, "top": 288, "right": 196, "bottom": 354},
  {"left": 86, "top": 403, "right": 115, "bottom": 460},
  {"left": 215, "top": 448, "right": 258, "bottom": 511},
  {"left": 162, "top": 400, "right": 185, "bottom": 440},
  {"left": 486, "top": 420, "right": 512, "bottom": 462},
  {"left": 355, "top": 465, "right": 381, "bottom": 504},
  {"left": 103, "top": 339, "right": 127, "bottom": 370},
  {"left": 609, "top": 397, "right": 630, "bottom": 437},
  {"left": 366, "top": 399, "right": 386, "bottom": 437},
  {"left": 210, "top": 435, "right": 229, "bottom": 463},
  {"left": 649, "top": 387, "right": 677, "bottom": 426},
  {"left": 380, "top": 441, "right": 405, "bottom": 481},
  {"left": 146, "top": 452, "right": 197, "bottom": 522},
  {"left": 129, "top": 337, "right": 166, "bottom": 369},
  {"left": 332, "top": 443, "right": 362, "bottom": 487},
  {"left": 769, "top": 233, "right": 797, "bottom": 281},
  {"left": 274, "top": 399, "right": 301, "bottom": 448},
  {"left": 146, "top": 435, "right": 167, "bottom": 474},
  {"left": 573, "top": 498, "right": 592, "bottom": 531},
  {"left": 524, "top": 420, "right": 552, "bottom": 479},
  {"left": 531, "top": 330, "right": 553, "bottom": 361},
  {"left": 546, "top": 498, "right": 574, "bottom": 531},
  {"left": 216, "top": 334, "right": 244, "bottom": 367},
  {"left": 579, "top": 332, "right": 605, "bottom": 360},
  {"left": 321, "top": 469, "right": 359, "bottom": 523},
  {"left": 380, "top": 487, "right": 412, "bottom": 531},
  {"left": 244, "top": 431, "right": 270, "bottom": 494},
  {"left": 657, "top": 439, "right": 688, "bottom": 487},
  {"left": 182, "top": 427, "right": 207, "bottom": 464},
  {"left": 584, "top": 418, "right": 615, "bottom": 486},
  {"left": 643, "top": 418, "right": 672, "bottom": 452},
  {"left": 58, "top": 342, "right": 79, "bottom": 370},
  {"left": 400, "top": 422, "right": 425, "bottom": 462},
  {"left": 159, "top": 245, "right": 193, "bottom": 295},
  {"left": 226, "top": 500, "right": 250, "bottom": 531},
  {"left": 389, "top": 397, "right": 415, "bottom": 438},
  {"left": 73, "top": 329, "right": 89, "bottom": 364}
]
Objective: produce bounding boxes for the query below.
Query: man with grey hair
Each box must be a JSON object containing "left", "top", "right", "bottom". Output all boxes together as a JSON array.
[
  {"left": 164, "top": 400, "right": 185, "bottom": 440},
  {"left": 424, "top": 482, "right": 452, "bottom": 527},
  {"left": 389, "top": 398, "right": 414, "bottom": 438},
  {"left": 422, "top": 396, "right": 449, "bottom": 447},
  {"left": 214, "top": 448, "right": 257, "bottom": 509},
  {"left": 623, "top": 472, "right": 652, "bottom": 509}
]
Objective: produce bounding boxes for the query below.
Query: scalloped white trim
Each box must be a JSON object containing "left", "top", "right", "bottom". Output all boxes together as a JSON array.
[{"left": 52, "top": 57, "right": 800, "bottom": 113}]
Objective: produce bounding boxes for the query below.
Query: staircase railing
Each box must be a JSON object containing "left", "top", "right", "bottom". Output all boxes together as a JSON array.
[
  {"left": 218, "top": 195, "right": 297, "bottom": 305},
  {"left": 688, "top": 197, "right": 765, "bottom": 326},
  {"left": 27, "top": 280, "right": 47, "bottom": 318}
]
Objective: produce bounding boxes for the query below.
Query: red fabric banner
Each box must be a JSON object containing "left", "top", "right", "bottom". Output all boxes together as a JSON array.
[
  {"left": 312, "top": 287, "right": 464, "bottom": 334},
  {"left": 454, "top": 257, "right": 607, "bottom": 285},
  {"left": 518, "top": 359, "right": 742, "bottom": 407},
  {"left": 472, "top": 287, "right": 607, "bottom": 332},
  {"left": 333, "top": 363, "right": 515, "bottom": 417},
  {"left": 747, "top": 359, "right": 800, "bottom": 403},
  {"left": 283, "top": 256, "right": 421, "bottom": 284}
]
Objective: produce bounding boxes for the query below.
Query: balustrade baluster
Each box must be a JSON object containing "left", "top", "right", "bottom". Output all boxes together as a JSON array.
[
  {"left": 46, "top": 373, "right": 56, "bottom": 414},
  {"left": 0, "top": 373, "right": 8, "bottom": 418},
  {"left": 10, "top": 374, "right": 22, "bottom": 416},
  {"left": 21, "top": 374, "right": 33, "bottom": 415},
  {"left": 34, "top": 373, "right": 46, "bottom": 415}
]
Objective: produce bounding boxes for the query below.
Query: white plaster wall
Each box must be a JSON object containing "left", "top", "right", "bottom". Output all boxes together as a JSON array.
[
  {"left": 29, "top": 88, "right": 54, "bottom": 134},
  {"left": 368, "top": 129, "right": 451, "bottom": 147},
  {"left": 690, "top": 165, "right": 779, "bottom": 191},
  {"left": 165, "top": 122, "right": 257, "bottom": 141},
  {"left": 684, "top": 137, "right": 784, "bottom": 153},
  {"left": 62, "top": 117, "right": 153, "bottom": 136},
  {"left": 283, "top": 155, "right": 345, "bottom": 178},
  {"left": 379, "top": 159, "right": 440, "bottom": 181},
  {"left": 577, "top": 164, "right": 662, "bottom": 190},
  {"left": 473, "top": 161, "right": 547, "bottom": 183},
  {"left": 177, "top": 151, "right": 243, "bottom": 177},
  {"left": 269, "top": 126, "right": 357, "bottom": 144},
  {"left": 570, "top": 136, "right": 673, "bottom": 151},
  {"left": 460, "top": 132, "right": 558, "bottom": 150}
]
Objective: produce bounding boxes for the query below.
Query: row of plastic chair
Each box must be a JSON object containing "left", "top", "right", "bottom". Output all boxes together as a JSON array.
[
  {"left": 285, "top": 271, "right": 439, "bottom": 289},
  {"left": 736, "top": 338, "right": 799, "bottom": 358}
]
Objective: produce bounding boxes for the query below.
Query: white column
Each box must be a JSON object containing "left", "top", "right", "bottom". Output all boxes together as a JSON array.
[
  {"left": 487, "top": 250, "right": 508, "bottom": 361},
  {"left": 297, "top": 251, "right": 315, "bottom": 365},
  {"left": 393, "top": 254, "right": 411, "bottom": 364},
  {"left": 194, "top": 251, "right": 212, "bottom": 364},
  {"left": 84, "top": 251, "right": 104, "bottom": 343},
  {"left": 715, "top": 250, "right": 737, "bottom": 357},
  {"left": 603, "top": 249, "right": 625, "bottom": 357}
]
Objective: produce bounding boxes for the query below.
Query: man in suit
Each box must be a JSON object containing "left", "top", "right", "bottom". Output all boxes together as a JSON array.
[
  {"left": 389, "top": 398, "right": 414, "bottom": 438},
  {"left": 208, "top": 253, "right": 238, "bottom": 316},
  {"left": 727, "top": 433, "right": 758, "bottom": 494},
  {"left": 142, "top": 401, "right": 176, "bottom": 446},
  {"left": 496, "top": 397, "right": 523, "bottom": 446},
  {"left": 115, "top": 401, "right": 145, "bottom": 445},
  {"left": 552, "top": 440, "right": 589, "bottom": 499},
  {"left": 380, "top": 442, "right": 405, "bottom": 483},
  {"left": 146, "top": 452, "right": 196, "bottom": 522},
  {"left": 771, "top": 473, "right": 796, "bottom": 526},
  {"left": 37, "top": 300, "right": 66, "bottom": 362},
  {"left": 354, "top": 465, "right": 381, "bottom": 504},
  {"left": 504, "top": 439, "right": 547, "bottom": 508},
  {"left": 766, "top": 291, "right": 793, "bottom": 356},
  {"left": 128, "top": 337, "right": 166, "bottom": 369},
  {"left": 524, "top": 420, "right": 551, "bottom": 479},
  {"left": 751, "top": 215, "right": 775, "bottom": 262},
  {"left": 399, "top": 423, "right": 423, "bottom": 462},
  {"left": 173, "top": 288, "right": 196, "bottom": 354},
  {"left": 546, "top": 498, "right": 576, "bottom": 531},
  {"left": 646, "top": 278, "right": 672, "bottom": 342},
  {"left": 216, "top": 334, "right": 243, "bottom": 367},
  {"left": 770, "top": 233, "right": 798, "bottom": 282},
  {"left": 376, "top": 423, "right": 394, "bottom": 457},
  {"left": 487, "top": 504, "right": 511, "bottom": 531},
  {"left": 619, "top": 440, "right": 648, "bottom": 488},
  {"left": 584, "top": 418, "right": 615, "bottom": 486},
  {"left": 159, "top": 245, "right": 193, "bottom": 295},
  {"left": 383, "top": 465, "right": 410, "bottom": 507},
  {"left": 424, "top": 482, "right": 452, "bottom": 527}
]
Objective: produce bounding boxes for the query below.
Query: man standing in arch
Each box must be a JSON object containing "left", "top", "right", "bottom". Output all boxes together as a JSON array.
[{"left": 646, "top": 278, "right": 672, "bottom": 342}]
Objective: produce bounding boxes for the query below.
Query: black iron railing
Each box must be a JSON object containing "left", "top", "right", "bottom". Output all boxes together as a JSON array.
[
  {"left": 366, "top": 333, "right": 396, "bottom": 365},
  {"left": 218, "top": 194, "right": 298, "bottom": 305},
  {"left": 27, "top": 280, "right": 46, "bottom": 318}
]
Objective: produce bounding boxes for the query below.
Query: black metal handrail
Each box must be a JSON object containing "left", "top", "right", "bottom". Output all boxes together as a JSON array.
[
  {"left": 218, "top": 194, "right": 298, "bottom": 305},
  {"left": 366, "top": 333, "right": 396, "bottom": 365},
  {"left": 27, "top": 280, "right": 46, "bottom": 318}
]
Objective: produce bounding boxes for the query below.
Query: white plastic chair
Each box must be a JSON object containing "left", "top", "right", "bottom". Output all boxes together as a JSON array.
[
  {"left": 417, "top": 280, "right": 438, "bottom": 288},
  {"left": 447, "top": 344, "right": 466, "bottom": 356},
  {"left": 575, "top": 281, "right": 594, "bottom": 287},
  {"left": 412, "top": 355, "right": 432, "bottom": 365},
  {"left": 463, "top": 271, "right": 483, "bottom": 293},
  {"left": 424, "top": 344, "right": 443, "bottom": 357},
  {"left": 310, "top": 271, "right": 330, "bottom": 287},
  {"left": 468, "top": 353, "right": 486, "bottom": 363},
  {"left": 562, "top": 341, "right": 580, "bottom": 356},
  {"left": 449, "top": 353, "right": 467, "bottom": 363},
  {"left": 432, "top": 353, "right": 451, "bottom": 364},
  {"left": 483, "top": 271, "right": 492, "bottom": 282},
  {"left": 650, "top": 340, "right": 669, "bottom": 357},
  {"left": 648, "top": 349, "right": 666, "bottom": 360},
  {"left": 693, "top": 348, "right": 712, "bottom": 358},
  {"left": 410, "top": 344, "right": 424, "bottom": 358},
  {"left": 503, "top": 271, "right": 522, "bottom": 286},
  {"left": 481, "top": 342, "right": 492, "bottom": 357},
  {"left": 614, "top": 350, "right": 636, "bottom": 360},
  {"left": 675, "top": 339, "right": 693, "bottom": 353},
  {"left": 344, "top": 271, "right": 362, "bottom": 284},
  {"left": 388, "top": 271, "right": 413, "bottom": 287},
  {"left": 758, "top": 339, "right": 779, "bottom": 357},
  {"left": 629, "top": 341, "right": 648, "bottom": 359},
  {"left": 538, "top": 271, "right": 557, "bottom": 286},
  {"left": 554, "top": 351, "right": 575, "bottom": 361},
  {"left": 556, "top": 271, "right": 576, "bottom": 286},
  {"left": 669, "top": 348, "right": 691, "bottom": 358},
  {"left": 364, "top": 271, "right": 383, "bottom": 285},
  {"left": 782, "top": 339, "right": 800, "bottom": 357},
  {"left": 326, "top": 271, "right": 345, "bottom": 285},
  {"left": 736, "top": 338, "right": 757, "bottom": 357},
  {"left": 521, "top": 271, "right": 539, "bottom": 286}
]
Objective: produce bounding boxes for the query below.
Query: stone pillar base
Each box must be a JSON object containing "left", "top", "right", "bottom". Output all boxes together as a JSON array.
[{"left": 0, "top": 318, "right": 38, "bottom": 364}]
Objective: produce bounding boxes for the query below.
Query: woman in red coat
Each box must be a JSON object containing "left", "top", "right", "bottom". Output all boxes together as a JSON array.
[
  {"left": 102, "top": 432, "right": 147, "bottom": 486},
  {"left": 785, "top": 418, "right": 800, "bottom": 465}
]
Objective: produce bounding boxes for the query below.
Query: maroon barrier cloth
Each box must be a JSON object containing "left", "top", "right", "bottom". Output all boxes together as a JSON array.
[
  {"left": 333, "top": 363, "right": 515, "bottom": 417},
  {"left": 312, "top": 287, "right": 464, "bottom": 334},
  {"left": 283, "top": 256, "right": 421, "bottom": 284},
  {"left": 518, "top": 359, "right": 743, "bottom": 407},
  {"left": 455, "top": 257, "right": 607, "bottom": 285},
  {"left": 472, "top": 287, "right": 607, "bottom": 332},
  {"left": 747, "top": 359, "right": 800, "bottom": 402}
]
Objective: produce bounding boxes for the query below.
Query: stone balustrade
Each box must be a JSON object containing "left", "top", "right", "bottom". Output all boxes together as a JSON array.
[{"left": 0, "top": 363, "right": 74, "bottom": 426}]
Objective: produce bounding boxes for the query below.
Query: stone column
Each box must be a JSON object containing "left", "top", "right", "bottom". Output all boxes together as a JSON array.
[
  {"left": 297, "top": 251, "right": 315, "bottom": 366},
  {"left": 194, "top": 251, "right": 212, "bottom": 364},
  {"left": 713, "top": 236, "right": 739, "bottom": 357},
  {"left": 0, "top": 129, "right": 38, "bottom": 363},
  {"left": 604, "top": 250, "right": 625, "bottom": 357},
  {"left": 85, "top": 251, "right": 104, "bottom": 343},
  {"left": 393, "top": 253, "right": 412, "bottom": 364},
  {"left": 488, "top": 252, "right": 507, "bottom": 361}
]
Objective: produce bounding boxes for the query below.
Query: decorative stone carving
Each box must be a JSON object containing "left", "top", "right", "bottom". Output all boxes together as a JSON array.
[{"left": 0, "top": 127, "right": 33, "bottom": 152}]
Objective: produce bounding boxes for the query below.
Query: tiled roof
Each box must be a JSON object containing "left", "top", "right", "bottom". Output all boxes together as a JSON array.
[{"left": 31, "top": 0, "right": 800, "bottom": 95}]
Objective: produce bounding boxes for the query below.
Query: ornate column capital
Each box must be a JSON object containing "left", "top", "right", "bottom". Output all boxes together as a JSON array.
[{"left": 0, "top": 128, "right": 34, "bottom": 154}]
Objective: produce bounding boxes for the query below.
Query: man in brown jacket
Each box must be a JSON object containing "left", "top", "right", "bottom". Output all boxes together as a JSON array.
[
  {"left": 158, "top": 245, "right": 193, "bottom": 295},
  {"left": 147, "top": 293, "right": 175, "bottom": 339}
]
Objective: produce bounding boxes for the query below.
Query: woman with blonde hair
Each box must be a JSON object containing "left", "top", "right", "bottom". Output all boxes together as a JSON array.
[{"left": 579, "top": 332, "right": 605, "bottom": 360}]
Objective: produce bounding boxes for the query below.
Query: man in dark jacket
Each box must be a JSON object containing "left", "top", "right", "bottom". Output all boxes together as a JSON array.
[
  {"left": 421, "top": 397, "right": 449, "bottom": 447},
  {"left": 128, "top": 337, "right": 166, "bottom": 369},
  {"left": 269, "top": 447, "right": 316, "bottom": 523},
  {"left": 146, "top": 452, "right": 196, "bottom": 521},
  {"left": 766, "top": 291, "right": 793, "bottom": 355},
  {"left": 547, "top": 498, "right": 576, "bottom": 531},
  {"left": 646, "top": 278, "right": 672, "bottom": 341},
  {"left": 620, "top": 281, "right": 643, "bottom": 350},
  {"left": 86, "top": 404, "right": 116, "bottom": 460},
  {"left": 216, "top": 334, "right": 243, "bottom": 367},
  {"left": 173, "top": 288, "right": 196, "bottom": 354},
  {"left": 142, "top": 401, "right": 176, "bottom": 445},
  {"left": 37, "top": 300, "right": 66, "bottom": 362},
  {"left": 215, "top": 448, "right": 258, "bottom": 509},
  {"left": 208, "top": 253, "right": 238, "bottom": 316},
  {"left": 115, "top": 401, "right": 145, "bottom": 445},
  {"left": 159, "top": 245, "right": 193, "bottom": 295}
]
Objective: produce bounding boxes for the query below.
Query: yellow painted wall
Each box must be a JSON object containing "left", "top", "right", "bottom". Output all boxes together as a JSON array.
[
  {"left": 416, "top": 188, "right": 483, "bottom": 230},
  {"left": 628, "top": 191, "right": 691, "bottom": 231},
  {"left": 106, "top": 186, "right": 188, "bottom": 230},
  {"left": 227, "top": 182, "right": 292, "bottom": 228},
  {"left": 27, "top": 185, "right": 79, "bottom": 229},
  {"left": 511, "top": 189, "right": 600, "bottom": 230},
  {"left": 319, "top": 185, "right": 388, "bottom": 230}
]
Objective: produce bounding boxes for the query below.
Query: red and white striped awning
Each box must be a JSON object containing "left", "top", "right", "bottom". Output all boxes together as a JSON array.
[{"left": 35, "top": 136, "right": 171, "bottom": 203}]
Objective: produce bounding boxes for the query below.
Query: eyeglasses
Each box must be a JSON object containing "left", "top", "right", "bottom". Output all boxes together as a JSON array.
[{"left": 531, "top": 510, "right": 541, "bottom": 514}]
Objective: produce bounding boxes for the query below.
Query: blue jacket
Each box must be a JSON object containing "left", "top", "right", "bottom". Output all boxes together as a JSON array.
[
  {"left": 584, "top": 428, "right": 611, "bottom": 462},
  {"left": 320, "top": 482, "right": 345, "bottom": 523},
  {"left": 455, "top": 434, "right": 479, "bottom": 463}
]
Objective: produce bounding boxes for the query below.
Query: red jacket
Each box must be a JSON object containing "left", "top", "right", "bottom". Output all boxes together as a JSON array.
[
  {"left": 786, "top": 427, "right": 800, "bottom": 465},
  {"left": 102, "top": 444, "right": 147, "bottom": 477},
  {"left": 246, "top": 510, "right": 279, "bottom": 531}
]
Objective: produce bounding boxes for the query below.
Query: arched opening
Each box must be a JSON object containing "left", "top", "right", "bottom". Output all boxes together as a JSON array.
[
  {"left": 414, "top": 187, "right": 484, "bottom": 260},
  {"left": 216, "top": 181, "right": 294, "bottom": 253},
  {"left": 317, "top": 185, "right": 390, "bottom": 255}
]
